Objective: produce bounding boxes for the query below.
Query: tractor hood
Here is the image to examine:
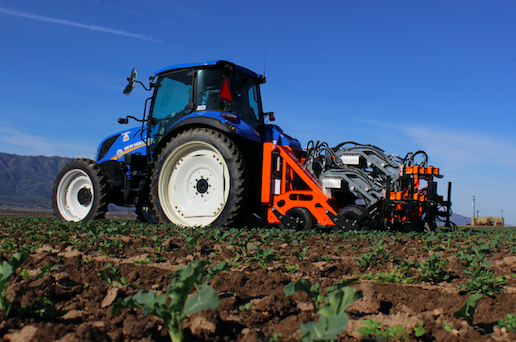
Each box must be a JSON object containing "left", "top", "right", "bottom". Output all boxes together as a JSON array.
[{"left": 96, "top": 126, "right": 146, "bottom": 164}]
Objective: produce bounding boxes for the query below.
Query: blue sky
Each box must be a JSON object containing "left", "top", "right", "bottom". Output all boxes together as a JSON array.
[{"left": 0, "top": 1, "right": 514, "bottom": 224}]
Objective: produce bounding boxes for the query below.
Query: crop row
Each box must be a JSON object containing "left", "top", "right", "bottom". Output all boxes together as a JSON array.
[{"left": 0, "top": 217, "right": 516, "bottom": 341}]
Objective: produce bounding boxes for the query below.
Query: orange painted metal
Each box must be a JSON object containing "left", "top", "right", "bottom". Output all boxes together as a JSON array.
[
  {"left": 387, "top": 164, "right": 442, "bottom": 223},
  {"left": 261, "top": 142, "right": 338, "bottom": 226}
]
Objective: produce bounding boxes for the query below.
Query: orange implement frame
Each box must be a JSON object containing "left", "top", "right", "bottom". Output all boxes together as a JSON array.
[
  {"left": 261, "top": 142, "right": 338, "bottom": 226},
  {"left": 388, "top": 165, "right": 443, "bottom": 224},
  {"left": 389, "top": 165, "right": 441, "bottom": 202}
]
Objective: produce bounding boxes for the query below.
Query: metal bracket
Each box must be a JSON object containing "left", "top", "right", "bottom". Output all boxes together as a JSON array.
[
  {"left": 325, "top": 211, "right": 358, "bottom": 231},
  {"left": 272, "top": 208, "right": 304, "bottom": 230}
]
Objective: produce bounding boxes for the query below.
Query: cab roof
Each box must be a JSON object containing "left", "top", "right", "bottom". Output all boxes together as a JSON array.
[{"left": 154, "top": 60, "right": 262, "bottom": 79}]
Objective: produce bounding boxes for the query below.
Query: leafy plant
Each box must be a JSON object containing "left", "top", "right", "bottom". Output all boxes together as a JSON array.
[
  {"left": 283, "top": 264, "right": 300, "bottom": 273},
  {"left": 497, "top": 313, "right": 516, "bottom": 333},
  {"left": 284, "top": 278, "right": 324, "bottom": 310},
  {"left": 319, "top": 255, "right": 333, "bottom": 262},
  {"left": 356, "top": 242, "right": 391, "bottom": 269},
  {"left": 112, "top": 260, "right": 220, "bottom": 342},
  {"left": 228, "top": 232, "right": 255, "bottom": 257},
  {"left": 269, "top": 333, "right": 282, "bottom": 342},
  {"left": 98, "top": 264, "right": 129, "bottom": 287},
  {"left": 299, "top": 285, "right": 362, "bottom": 342},
  {"left": 205, "top": 260, "right": 237, "bottom": 282},
  {"left": 413, "top": 320, "right": 426, "bottom": 337},
  {"left": 248, "top": 246, "right": 275, "bottom": 269},
  {"left": 453, "top": 293, "right": 483, "bottom": 327},
  {"left": 415, "top": 253, "right": 450, "bottom": 283},
  {"left": 31, "top": 296, "right": 67, "bottom": 319},
  {"left": 441, "top": 321, "right": 454, "bottom": 332},
  {"left": 284, "top": 279, "right": 362, "bottom": 342},
  {"left": 293, "top": 246, "right": 310, "bottom": 261},
  {"left": 0, "top": 252, "right": 29, "bottom": 317},
  {"left": 457, "top": 259, "right": 505, "bottom": 296},
  {"left": 239, "top": 300, "right": 255, "bottom": 311},
  {"left": 358, "top": 319, "right": 408, "bottom": 341}
]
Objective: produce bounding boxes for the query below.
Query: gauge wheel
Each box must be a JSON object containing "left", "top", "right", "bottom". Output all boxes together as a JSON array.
[
  {"left": 151, "top": 128, "right": 246, "bottom": 227},
  {"left": 279, "top": 207, "right": 314, "bottom": 231},
  {"left": 338, "top": 204, "right": 371, "bottom": 231},
  {"left": 52, "top": 158, "right": 109, "bottom": 222}
]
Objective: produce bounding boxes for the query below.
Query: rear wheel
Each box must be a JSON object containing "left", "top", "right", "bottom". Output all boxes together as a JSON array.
[
  {"left": 151, "top": 128, "right": 246, "bottom": 227},
  {"left": 52, "top": 158, "right": 109, "bottom": 222}
]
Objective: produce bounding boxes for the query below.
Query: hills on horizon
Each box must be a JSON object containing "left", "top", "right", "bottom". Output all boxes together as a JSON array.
[
  {"left": 0, "top": 151, "right": 471, "bottom": 225},
  {"left": 0, "top": 152, "right": 71, "bottom": 209}
]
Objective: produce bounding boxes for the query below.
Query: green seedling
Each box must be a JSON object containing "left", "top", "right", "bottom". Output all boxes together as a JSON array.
[
  {"left": 319, "top": 255, "right": 333, "bottom": 262},
  {"left": 32, "top": 296, "right": 66, "bottom": 319},
  {"left": 228, "top": 233, "right": 255, "bottom": 257},
  {"left": 284, "top": 278, "right": 324, "bottom": 310},
  {"left": 0, "top": 252, "right": 29, "bottom": 317},
  {"left": 497, "top": 313, "right": 516, "bottom": 333},
  {"left": 239, "top": 300, "right": 255, "bottom": 311},
  {"left": 299, "top": 285, "right": 362, "bottom": 342},
  {"left": 98, "top": 264, "right": 129, "bottom": 287},
  {"left": 248, "top": 246, "right": 275, "bottom": 269},
  {"left": 457, "top": 259, "right": 505, "bottom": 296},
  {"left": 356, "top": 242, "right": 391, "bottom": 269},
  {"left": 112, "top": 260, "right": 220, "bottom": 342},
  {"left": 293, "top": 246, "right": 310, "bottom": 261},
  {"left": 268, "top": 333, "right": 282, "bottom": 342},
  {"left": 453, "top": 293, "right": 483, "bottom": 327},
  {"left": 441, "top": 321, "right": 454, "bottom": 332},
  {"left": 283, "top": 264, "right": 300, "bottom": 273},
  {"left": 204, "top": 260, "right": 237, "bottom": 283},
  {"left": 358, "top": 319, "right": 408, "bottom": 341},
  {"left": 416, "top": 253, "right": 450, "bottom": 283},
  {"left": 413, "top": 320, "right": 425, "bottom": 337}
]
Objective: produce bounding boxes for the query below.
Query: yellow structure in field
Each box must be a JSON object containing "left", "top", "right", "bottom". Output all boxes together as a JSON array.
[{"left": 471, "top": 216, "right": 504, "bottom": 226}]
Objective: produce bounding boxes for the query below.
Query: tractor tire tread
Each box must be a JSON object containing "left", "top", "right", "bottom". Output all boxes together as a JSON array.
[
  {"left": 150, "top": 127, "right": 247, "bottom": 227},
  {"left": 51, "top": 158, "right": 109, "bottom": 222}
]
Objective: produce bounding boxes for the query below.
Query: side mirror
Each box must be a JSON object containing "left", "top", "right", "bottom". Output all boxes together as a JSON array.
[
  {"left": 264, "top": 112, "right": 275, "bottom": 122},
  {"left": 123, "top": 68, "right": 139, "bottom": 95},
  {"left": 118, "top": 117, "right": 129, "bottom": 124}
]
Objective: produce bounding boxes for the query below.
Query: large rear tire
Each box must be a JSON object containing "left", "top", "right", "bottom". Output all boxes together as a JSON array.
[
  {"left": 151, "top": 128, "right": 246, "bottom": 227},
  {"left": 52, "top": 158, "right": 109, "bottom": 222}
]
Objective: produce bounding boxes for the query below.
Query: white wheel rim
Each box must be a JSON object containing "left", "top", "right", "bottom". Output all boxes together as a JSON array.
[
  {"left": 158, "top": 141, "right": 230, "bottom": 227},
  {"left": 56, "top": 169, "right": 94, "bottom": 222}
]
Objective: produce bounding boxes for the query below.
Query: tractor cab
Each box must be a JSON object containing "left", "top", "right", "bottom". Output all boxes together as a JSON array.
[{"left": 147, "top": 61, "right": 267, "bottom": 157}]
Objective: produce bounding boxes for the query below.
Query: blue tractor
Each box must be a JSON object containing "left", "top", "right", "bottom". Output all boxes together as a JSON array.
[{"left": 52, "top": 60, "right": 452, "bottom": 231}]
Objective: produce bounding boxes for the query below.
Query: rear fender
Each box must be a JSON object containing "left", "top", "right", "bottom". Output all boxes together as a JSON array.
[{"left": 152, "top": 112, "right": 261, "bottom": 159}]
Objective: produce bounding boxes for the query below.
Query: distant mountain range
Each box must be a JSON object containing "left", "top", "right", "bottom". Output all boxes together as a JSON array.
[
  {"left": 0, "top": 152, "right": 71, "bottom": 209},
  {"left": 0, "top": 152, "right": 471, "bottom": 225}
]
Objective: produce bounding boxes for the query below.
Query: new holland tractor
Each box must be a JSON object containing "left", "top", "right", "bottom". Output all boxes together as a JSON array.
[{"left": 52, "top": 60, "right": 453, "bottom": 231}]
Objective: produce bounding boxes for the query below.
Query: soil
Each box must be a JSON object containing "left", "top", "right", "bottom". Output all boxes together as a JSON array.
[{"left": 1, "top": 217, "right": 516, "bottom": 341}]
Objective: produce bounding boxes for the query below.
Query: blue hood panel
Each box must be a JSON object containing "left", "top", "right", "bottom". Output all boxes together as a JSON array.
[{"left": 96, "top": 126, "right": 147, "bottom": 164}]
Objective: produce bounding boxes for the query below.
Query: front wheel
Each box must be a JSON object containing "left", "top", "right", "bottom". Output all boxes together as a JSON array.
[
  {"left": 52, "top": 158, "right": 109, "bottom": 222},
  {"left": 151, "top": 128, "right": 246, "bottom": 227}
]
